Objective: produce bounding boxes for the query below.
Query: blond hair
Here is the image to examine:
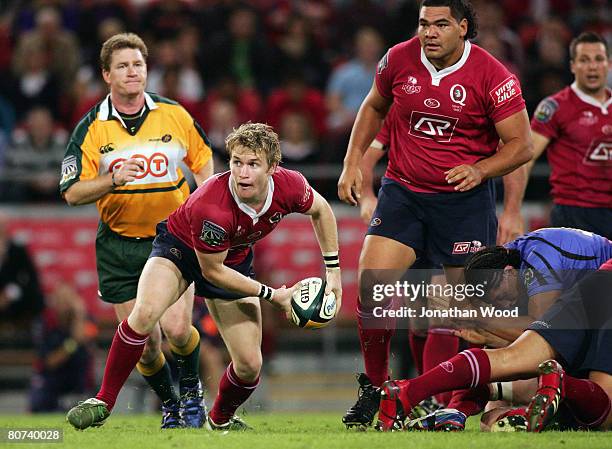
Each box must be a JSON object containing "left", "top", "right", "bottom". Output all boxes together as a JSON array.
[
  {"left": 100, "top": 33, "right": 148, "bottom": 72},
  {"left": 226, "top": 123, "right": 282, "bottom": 167}
]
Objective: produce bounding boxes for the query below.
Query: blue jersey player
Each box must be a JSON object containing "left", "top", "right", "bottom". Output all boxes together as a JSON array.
[{"left": 462, "top": 227, "right": 612, "bottom": 342}]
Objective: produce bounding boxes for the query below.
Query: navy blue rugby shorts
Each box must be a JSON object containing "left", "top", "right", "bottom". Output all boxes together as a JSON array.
[{"left": 366, "top": 178, "right": 497, "bottom": 266}]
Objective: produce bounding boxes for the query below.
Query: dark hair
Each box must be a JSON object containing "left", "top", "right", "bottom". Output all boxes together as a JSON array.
[
  {"left": 464, "top": 246, "right": 521, "bottom": 293},
  {"left": 569, "top": 31, "right": 609, "bottom": 61},
  {"left": 420, "top": 0, "right": 478, "bottom": 40}
]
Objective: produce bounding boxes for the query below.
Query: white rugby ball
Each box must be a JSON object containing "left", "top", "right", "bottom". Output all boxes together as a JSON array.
[{"left": 290, "top": 277, "right": 337, "bottom": 329}]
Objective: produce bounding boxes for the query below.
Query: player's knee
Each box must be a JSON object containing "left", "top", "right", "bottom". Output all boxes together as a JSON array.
[
  {"left": 232, "top": 353, "right": 262, "bottom": 382},
  {"left": 161, "top": 319, "right": 191, "bottom": 346},
  {"left": 129, "top": 303, "right": 159, "bottom": 334}
]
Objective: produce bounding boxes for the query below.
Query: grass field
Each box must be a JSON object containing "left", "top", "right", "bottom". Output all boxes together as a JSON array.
[{"left": 0, "top": 413, "right": 611, "bottom": 449}]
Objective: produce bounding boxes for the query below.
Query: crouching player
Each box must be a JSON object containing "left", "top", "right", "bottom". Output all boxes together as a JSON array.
[
  {"left": 377, "top": 258, "right": 612, "bottom": 432},
  {"left": 66, "top": 123, "right": 342, "bottom": 430}
]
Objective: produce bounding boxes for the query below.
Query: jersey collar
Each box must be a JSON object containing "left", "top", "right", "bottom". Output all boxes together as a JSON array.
[
  {"left": 420, "top": 40, "right": 471, "bottom": 87},
  {"left": 570, "top": 82, "right": 612, "bottom": 115},
  {"left": 98, "top": 92, "right": 159, "bottom": 126},
  {"left": 228, "top": 174, "right": 275, "bottom": 224}
]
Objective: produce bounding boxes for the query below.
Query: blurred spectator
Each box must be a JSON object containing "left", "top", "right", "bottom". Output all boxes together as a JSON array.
[
  {"left": 266, "top": 72, "right": 327, "bottom": 139},
  {"left": 477, "top": 31, "right": 521, "bottom": 76},
  {"left": 272, "top": 14, "right": 330, "bottom": 89},
  {"left": 205, "top": 98, "right": 240, "bottom": 164},
  {"left": 12, "top": 7, "right": 80, "bottom": 91},
  {"left": 201, "top": 73, "right": 263, "bottom": 125},
  {"left": 325, "top": 27, "right": 383, "bottom": 141},
  {"left": 203, "top": 6, "right": 275, "bottom": 93},
  {"left": 333, "top": 0, "right": 390, "bottom": 54},
  {"left": 147, "top": 39, "right": 204, "bottom": 102},
  {"left": 3, "top": 107, "right": 68, "bottom": 202},
  {"left": 474, "top": 1, "right": 525, "bottom": 75},
  {"left": 279, "top": 111, "right": 319, "bottom": 164},
  {"left": 6, "top": 41, "right": 62, "bottom": 121},
  {"left": 29, "top": 282, "right": 96, "bottom": 412},
  {"left": 67, "top": 67, "right": 105, "bottom": 129},
  {"left": 0, "top": 213, "right": 45, "bottom": 334},
  {"left": 77, "top": 0, "right": 133, "bottom": 66},
  {"left": 139, "top": 0, "right": 196, "bottom": 41}
]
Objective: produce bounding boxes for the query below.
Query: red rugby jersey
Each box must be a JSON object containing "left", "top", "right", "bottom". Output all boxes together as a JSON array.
[
  {"left": 531, "top": 83, "right": 612, "bottom": 208},
  {"left": 376, "top": 37, "right": 526, "bottom": 193},
  {"left": 167, "top": 167, "right": 314, "bottom": 265}
]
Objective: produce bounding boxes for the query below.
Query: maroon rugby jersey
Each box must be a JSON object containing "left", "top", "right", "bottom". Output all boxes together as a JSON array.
[
  {"left": 531, "top": 83, "right": 612, "bottom": 208},
  {"left": 167, "top": 167, "right": 314, "bottom": 265},
  {"left": 376, "top": 37, "right": 526, "bottom": 193}
]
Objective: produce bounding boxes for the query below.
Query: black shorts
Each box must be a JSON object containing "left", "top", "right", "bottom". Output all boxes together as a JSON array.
[
  {"left": 149, "top": 221, "right": 255, "bottom": 300},
  {"left": 367, "top": 178, "right": 497, "bottom": 266},
  {"left": 529, "top": 270, "right": 612, "bottom": 376},
  {"left": 551, "top": 204, "right": 612, "bottom": 240}
]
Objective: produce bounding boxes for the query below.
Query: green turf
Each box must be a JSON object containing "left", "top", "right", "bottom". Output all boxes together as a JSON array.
[{"left": 0, "top": 413, "right": 610, "bottom": 449}]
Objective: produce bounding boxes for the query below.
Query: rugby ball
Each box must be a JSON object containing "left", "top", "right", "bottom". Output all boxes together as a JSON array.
[{"left": 290, "top": 277, "right": 337, "bottom": 329}]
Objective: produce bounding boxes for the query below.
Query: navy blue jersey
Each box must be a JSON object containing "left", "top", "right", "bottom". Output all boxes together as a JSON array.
[{"left": 505, "top": 228, "right": 612, "bottom": 297}]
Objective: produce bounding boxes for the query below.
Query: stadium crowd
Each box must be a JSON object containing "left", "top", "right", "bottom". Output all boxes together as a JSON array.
[{"left": 0, "top": 0, "right": 610, "bottom": 201}]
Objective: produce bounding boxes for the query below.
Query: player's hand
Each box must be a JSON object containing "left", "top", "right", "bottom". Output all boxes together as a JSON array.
[
  {"left": 325, "top": 268, "right": 342, "bottom": 315},
  {"left": 359, "top": 194, "right": 377, "bottom": 224},
  {"left": 271, "top": 283, "right": 300, "bottom": 319},
  {"left": 111, "top": 158, "right": 145, "bottom": 186},
  {"left": 444, "top": 164, "right": 484, "bottom": 192},
  {"left": 452, "top": 328, "right": 510, "bottom": 348},
  {"left": 338, "top": 165, "right": 362, "bottom": 206},
  {"left": 497, "top": 210, "right": 524, "bottom": 245}
]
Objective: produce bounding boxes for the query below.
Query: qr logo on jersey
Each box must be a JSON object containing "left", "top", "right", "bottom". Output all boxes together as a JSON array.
[
  {"left": 584, "top": 140, "right": 612, "bottom": 165},
  {"left": 452, "top": 240, "right": 483, "bottom": 255},
  {"left": 200, "top": 220, "right": 227, "bottom": 246},
  {"left": 409, "top": 111, "right": 458, "bottom": 142}
]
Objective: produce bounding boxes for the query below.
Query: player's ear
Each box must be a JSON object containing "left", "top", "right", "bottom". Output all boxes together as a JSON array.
[
  {"left": 459, "top": 18, "right": 468, "bottom": 39},
  {"left": 268, "top": 162, "right": 278, "bottom": 175},
  {"left": 102, "top": 69, "right": 111, "bottom": 84}
]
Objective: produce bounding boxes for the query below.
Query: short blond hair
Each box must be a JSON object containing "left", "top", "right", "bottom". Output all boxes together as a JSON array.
[
  {"left": 226, "top": 123, "right": 282, "bottom": 167},
  {"left": 100, "top": 33, "right": 148, "bottom": 72}
]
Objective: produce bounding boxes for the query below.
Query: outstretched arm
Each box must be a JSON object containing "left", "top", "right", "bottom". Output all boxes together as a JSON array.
[
  {"left": 304, "top": 190, "right": 342, "bottom": 312},
  {"left": 196, "top": 249, "right": 298, "bottom": 317}
]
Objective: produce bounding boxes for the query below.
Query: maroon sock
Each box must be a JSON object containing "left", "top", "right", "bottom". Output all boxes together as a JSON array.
[
  {"left": 564, "top": 375, "right": 611, "bottom": 428},
  {"left": 208, "top": 363, "right": 259, "bottom": 425},
  {"left": 96, "top": 320, "right": 149, "bottom": 410},
  {"left": 401, "top": 349, "right": 491, "bottom": 408},
  {"left": 423, "top": 330, "right": 459, "bottom": 404},
  {"left": 447, "top": 385, "right": 489, "bottom": 416},
  {"left": 357, "top": 301, "right": 395, "bottom": 387},
  {"left": 408, "top": 330, "right": 426, "bottom": 375}
]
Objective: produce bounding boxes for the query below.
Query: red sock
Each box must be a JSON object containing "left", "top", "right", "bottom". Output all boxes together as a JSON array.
[
  {"left": 401, "top": 349, "right": 491, "bottom": 409},
  {"left": 447, "top": 385, "right": 489, "bottom": 416},
  {"left": 357, "top": 301, "right": 395, "bottom": 387},
  {"left": 423, "top": 330, "right": 459, "bottom": 405},
  {"left": 209, "top": 363, "right": 259, "bottom": 424},
  {"left": 564, "top": 375, "right": 611, "bottom": 428},
  {"left": 408, "top": 331, "right": 426, "bottom": 375},
  {"left": 96, "top": 320, "right": 149, "bottom": 410}
]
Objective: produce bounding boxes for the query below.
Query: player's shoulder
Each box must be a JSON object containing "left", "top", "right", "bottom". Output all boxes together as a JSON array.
[
  {"left": 147, "top": 92, "right": 191, "bottom": 119},
  {"left": 272, "top": 166, "right": 308, "bottom": 183},
  {"left": 388, "top": 37, "right": 419, "bottom": 59},
  {"left": 191, "top": 171, "right": 231, "bottom": 203},
  {"left": 467, "top": 43, "right": 512, "bottom": 76}
]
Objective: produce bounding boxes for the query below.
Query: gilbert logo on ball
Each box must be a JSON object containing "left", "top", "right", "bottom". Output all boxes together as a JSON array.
[{"left": 290, "top": 277, "right": 337, "bottom": 329}]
